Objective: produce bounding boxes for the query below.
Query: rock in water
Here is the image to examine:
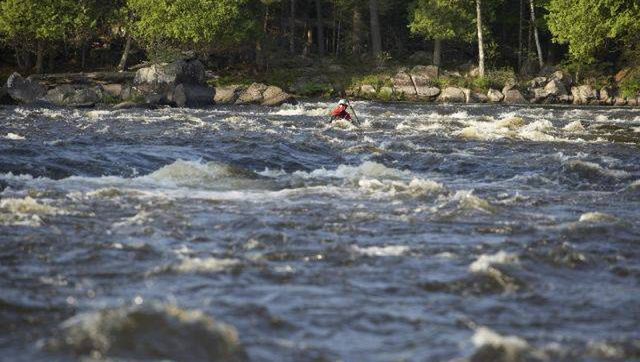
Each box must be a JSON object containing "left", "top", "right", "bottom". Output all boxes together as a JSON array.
[
  {"left": 487, "top": 89, "right": 504, "bottom": 103},
  {"left": 134, "top": 60, "right": 205, "bottom": 90},
  {"left": 5, "top": 72, "right": 46, "bottom": 104},
  {"left": 262, "top": 85, "right": 296, "bottom": 106},
  {"left": 571, "top": 85, "right": 598, "bottom": 105},
  {"left": 46, "top": 304, "right": 247, "bottom": 362},
  {"left": 170, "top": 84, "right": 214, "bottom": 107},
  {"left": 46, "top": 85, "right": 103, "bottom": 107},
  {"left": 503, "top": 89, "right": 527, "bottom": 104},
  {"left": 437, "top": 87, "right": 466, "bottom": 103},
  {"left": 236, "top": 83, "right": 268, "bottom": 104},
  {"left": 214, "top": 85, "right": 243, "bottom": 104}
]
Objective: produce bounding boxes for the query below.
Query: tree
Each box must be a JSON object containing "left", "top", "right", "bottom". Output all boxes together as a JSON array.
[
  {"left": 529, "top": 0, "right": 543, "bottom": 69},
  {"left": 369, "top": 0, "right": 382, "bottom": 58},
  {"left": 547, "top": 0, "right": 640, "bottom": 64},
  {"left": 409, "top": 0, "right": 474, "bottom": 66},
  {"left": 0, "top": 0, "right": 79, "bottom": 73},
  {"left": 126, "top": 0, "right": 255, "bottom": 57},
  {"left": 476, "top": 0, "right": 485, "bottom": 76}
]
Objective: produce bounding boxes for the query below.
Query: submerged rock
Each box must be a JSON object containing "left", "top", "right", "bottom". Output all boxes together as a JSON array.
[
  {"left": 46, "top": 303, "right": 247, "bottom": 362},
  {"left": 5, "top": 72, "right": 47, "bottom": 104}
]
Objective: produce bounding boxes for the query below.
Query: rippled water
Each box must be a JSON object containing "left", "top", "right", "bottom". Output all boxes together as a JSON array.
[{"left": 1, "top": 102, "right": 640, "bottom": 361}]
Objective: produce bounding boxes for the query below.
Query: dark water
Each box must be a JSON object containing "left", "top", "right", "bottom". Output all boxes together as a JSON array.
[{"left": 1, "top": 102, "right": 639, "bottom": 361}]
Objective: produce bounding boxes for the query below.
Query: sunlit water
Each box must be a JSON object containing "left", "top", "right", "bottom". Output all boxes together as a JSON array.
[{"left": 1, "top": 102, "right": 640, "bottom": 361}]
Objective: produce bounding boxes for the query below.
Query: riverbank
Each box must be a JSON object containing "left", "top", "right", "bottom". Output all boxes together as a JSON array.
[{"left": 2, "top": 60, "right": 639, "bottom": 109}]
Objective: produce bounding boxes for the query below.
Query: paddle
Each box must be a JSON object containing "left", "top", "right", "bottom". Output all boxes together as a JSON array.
[{"left": 346, "top": 98, "right": 361, "bottom": 126}]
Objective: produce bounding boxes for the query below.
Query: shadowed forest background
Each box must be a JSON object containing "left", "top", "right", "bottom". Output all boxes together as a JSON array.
[{"left": 0, "top": 0, "right": 639, "bottom": 98}]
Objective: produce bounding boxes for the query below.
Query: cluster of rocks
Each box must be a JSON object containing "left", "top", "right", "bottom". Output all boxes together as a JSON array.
[
  {"left": 1, "top": 59, "right": 296, "bottom": 109},
  {"left": 358, "top": 65, "right": 640, "bottom": 106}
]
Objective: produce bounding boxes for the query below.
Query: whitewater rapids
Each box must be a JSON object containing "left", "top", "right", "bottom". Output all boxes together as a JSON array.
[{"left": 1, "top": 102, "right": 639, "bottom": 361}]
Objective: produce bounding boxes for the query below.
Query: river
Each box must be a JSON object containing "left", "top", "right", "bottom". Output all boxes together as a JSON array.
[{"left": 1, "top": 102, "right": 639, "bottom": 361}]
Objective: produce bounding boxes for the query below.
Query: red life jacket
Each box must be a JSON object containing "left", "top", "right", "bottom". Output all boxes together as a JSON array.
[{"left": 330, "top": 105, "right": 352, "bottom": 121}]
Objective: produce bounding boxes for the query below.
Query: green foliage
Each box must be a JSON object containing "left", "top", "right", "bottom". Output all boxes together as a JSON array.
[
  {"left": 547, "top": 0, "right": 640, "bottom": 64},
  {"left": 126, "top": 0, "right": 255, "bottom": 54},
  {"left": 620, "top": 70, "right": 640, "bottom": 99},
  {"left": 409, "top": 0, "right": 474, "bottom": 42}
]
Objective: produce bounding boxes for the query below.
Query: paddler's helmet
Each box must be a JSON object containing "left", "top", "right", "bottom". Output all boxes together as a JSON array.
[{"left": 338, "top": 99, "right": 348, "bottom": 106}]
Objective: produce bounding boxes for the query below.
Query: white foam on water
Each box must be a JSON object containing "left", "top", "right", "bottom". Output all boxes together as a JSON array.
[
  {"left": 563, "top": 120, "right": 586, "bottom": 131},
  {"left": 564, "top": 160, "right": 630, "bottom": 179},
  {"left": 295, "top": 161, "right": 408, "bottom": 181},
  {"left": 352, "top": 245, "right": 410, "bottom": 257},
  {"left": 472, "top": 327, "right": 529, "bottom": 350},
  {"left": 0, "top": 196, "right": 66, "bottom": 226},
  {"left": 469, "top": 251, "right": 519, "bottom": 273},
  {"left": 173, "top": 257, "right": 241, "bottom": 273},
  {"left": 578, "top": 212, "right": 619, "bottom": 223},
  {"left": 449, "top": 190, "right": 496, "bottom": 214},
  {"left": 4, "top": 133, "right": 25, "bottom": 140},
  {"left": 272, "top": 103, "right": 331, "bottom": 117}
]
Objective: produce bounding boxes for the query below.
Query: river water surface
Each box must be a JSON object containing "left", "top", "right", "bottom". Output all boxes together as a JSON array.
[{"left": 1, "top": 102, "right": 639, "bottom": 361}]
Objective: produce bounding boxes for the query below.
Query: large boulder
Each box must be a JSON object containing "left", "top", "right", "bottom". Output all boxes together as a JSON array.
[
  {"left": 437, "top": 87, "right": 466, "bottom": 103},
  {"left": 503, "top": 89, "right": 527, "bottom": 104},
  {"left": 392, "top": 71, "right": 417, "bottom": 97},
  {"left": 487, "top": 89, "right": 504, "bottom": 103},
  {"left": 169, "top": 84, "right": 214, "bottom": 107},
  {"left": 502, "top": 78, "right": 518, "bottom": 94},
  {"left": 551, "top": 70, "right": 573, "bottom": 88},
  {"left": 571, "top": 85, "right": 598, "bottom": 105},
  {"left": 236, "top": 83, "right": 268, "bottom": 104},
  {"left": 134, "top": 59, "right": 205, "bottom": 89},
  {"left": 102, "top": 84, "right": 123, "bottom": 99},
  {"left": 599, "top": 87, "right": 615, "bottom": 105},
  {"left": 530, "top": 88, "right": 550, "bottom": 104},
  {"left": 529, "top": 76, "right": 548, "bottom": 88},
  {"left": 46, "top": 85, "right": 103, "bottom": 107},
  {"left": 464, "top": 89, "right": 487, "bottom": 103},
  {"left": 410, "top": 65, "right": 439, "bottom": 82},
  {"left": 214, "top": 85, "right": 243, "bottom": 104},
  {"left": 544, "top": 79, "right": 568, "bottom": 97},
  {"left": 262, "top": 85, "right": 296, "bottom": 106},
  {"left": 6, "top": 72, "right": 47, "bottom": 104}
]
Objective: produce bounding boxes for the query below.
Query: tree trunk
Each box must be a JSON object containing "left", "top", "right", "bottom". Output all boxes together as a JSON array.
[
  {"left": 289, "top": 0, "right": 296, "bottom": 54},
  {"left": 81, "top": 43, "right": 87, "bottom": 70},
  {"left": 352, "top": 6, "right": 363, "bottom": 55},
  {"left": 15, "top": 49, "right": 24, "bottom": 69},
  {"left": 529, "top": 0, "right": 544, "bottom": 69},
  {"left": 433, "top": 39, "right": 442, "bottom": 67},
  {"left": 518, "top": 0, "right": 524, "bottom": 69},
  {"left": 368, "top": 0, "right": 382, "bottom": 58},
  {"left": 35, "top": 40, "right": 45, "bottom": 74},
  {"left": 315, "top": 0, "right": 325, "bottom": 56},
  {"left": 118, "top": 35, "right": 132, "bottom": 71},
  {"left": 475, "top": 0, "right": 485, "bottom": 77},
  {"left": 48, "top": 47, "right": 55, "bottom": 72}
]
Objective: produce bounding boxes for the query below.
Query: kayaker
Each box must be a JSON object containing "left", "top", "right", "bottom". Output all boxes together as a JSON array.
[{"left": 330, "top": 99, "right": 352, "bottom": 122}]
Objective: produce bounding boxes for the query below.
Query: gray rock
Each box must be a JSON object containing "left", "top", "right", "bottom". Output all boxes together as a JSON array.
[
  {"left": 628, "top": 98, "right": 639, "bottom": 107},
  {"left": 416, "top": 86, "right": 440, "bottom": 99},
  {"left": 262, "top": 86, "right": 296, "bottom": 106},
  {"left": 392, "top": 71, "right": 416, "bottom": 97},
  {"left": 113, "top": 101, "right": 148, "bottom": 110},
  {"left": 530, "top": 88, "right": 549, "bottom": 104},
  {"left": 214, "top": 85, "right": 243, "bottom": 104},
  {"left": 599, "top": 87, "right": 615, "bottom": 105},
  {"left": 144, "top": 93, "right": 165, "bottom": 106},
  {"left": 559, "top": 95, "right": 574, "bottom": 104},
  {"left": 571, "top": 85, "right": 598, "bottom": 105},
  {"left": 503, "top": 89, "right": 527, "bottom": 104},
  {"left": 6, "top": 72, "right": 47, "bottom": 104},
  {"left": 360, "top": 84, "right": 376, "bottom": 95},
  {"left": 544, "top": 79, "right": 568, "bottom": 97},
  {"left": 102, "top": 84, "right": 123, "bottom": 98},
  {"left": 551, "top": 70, "right": 573, "bottom": 88},
  {"left": 46, "top": 85, "right": 103, "bottom": 107},
  {"left": 236, "top": 83, "right": 268, "bottom": 104},
  {"left": 529, "top": 76, "right": 548, "bottom": 88},
  {"left": 134, "top": 60, "right": 205, "bottom": 90},
  {"left": 502, "top": 78, "right": 518, "bottom": 94},
  {"left": 613, "top": 97, "right": 627, "bottom": 106},
  {"left": 170, "top": 84, "right": 214, "bottom": 107},
  {"left": 464, "top": 89, "right": 487, "bottom": 103},
  {"left": 487, "top": 89, "right": 504, "bottom": 103},
  {"left": 437, "top": 87, "right": 466, "bottom": 103}
]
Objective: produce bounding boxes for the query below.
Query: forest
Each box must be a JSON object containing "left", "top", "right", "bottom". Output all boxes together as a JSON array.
[{"left": 0, "top": 0, "right": 639, "bottom": 99}]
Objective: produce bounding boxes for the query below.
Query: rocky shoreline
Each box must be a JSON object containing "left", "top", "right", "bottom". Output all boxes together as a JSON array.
[{"left": 1, "top": 60, "right": 638, "bottom": 109}]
